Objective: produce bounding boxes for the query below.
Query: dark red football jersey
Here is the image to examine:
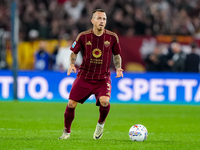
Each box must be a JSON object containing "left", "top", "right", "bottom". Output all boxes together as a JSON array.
[{"left": 70, "top": 29, "right": 121, "bottom": 80}]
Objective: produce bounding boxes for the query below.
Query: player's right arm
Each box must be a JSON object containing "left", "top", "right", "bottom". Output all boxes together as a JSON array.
[
  {"left": 68, "top": 32, "right": 83, "bottom": 76},
  {"left": 67, "top": 52, "right": 77, "bottom": 76}
]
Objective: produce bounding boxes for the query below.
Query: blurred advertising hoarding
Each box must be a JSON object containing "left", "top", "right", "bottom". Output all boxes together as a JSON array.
[{"left": 0, "top": 70, "right": 200, "bottom": 104}]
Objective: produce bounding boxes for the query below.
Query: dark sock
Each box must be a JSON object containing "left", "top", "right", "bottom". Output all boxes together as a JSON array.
[
  {"left": 64, "top": 106, "right": 75, "bottom": 133},
  {"left": 98, "top": 103, "right": 110, "bottom": 123}
]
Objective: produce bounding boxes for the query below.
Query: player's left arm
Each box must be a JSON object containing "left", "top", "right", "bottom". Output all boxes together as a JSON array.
[
  {"left": 112, "top": 33, "right": 123, "bottom": 78},
  {"left": 113, "top": 54, "right": 123, "bottom": 78}
]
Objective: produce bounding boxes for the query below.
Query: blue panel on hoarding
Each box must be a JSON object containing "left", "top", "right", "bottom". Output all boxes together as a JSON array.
[
  {"left": 111, "top": 72, "right": 200, "bottom": 104},
  {"left": 0, "top": 70, "right": 200, "bottom": 104}
]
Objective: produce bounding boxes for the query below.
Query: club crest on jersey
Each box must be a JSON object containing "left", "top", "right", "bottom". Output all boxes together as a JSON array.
[
  {"left": 92, "top": 48, "right": 102, "bottom": 58},
  {"left": 86, "top": 41, "right": 92, "bottom": 46},
  {"left": 72, "top": 41, "right": 76, "bottom": 48},
  {"left": 104, "top": 41, "right": 110, "bottom": 47}
]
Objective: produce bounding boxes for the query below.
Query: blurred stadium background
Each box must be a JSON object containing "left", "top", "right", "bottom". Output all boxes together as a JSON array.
[{"left": 1, "top": 0, "right": 200, "bottom": 103}]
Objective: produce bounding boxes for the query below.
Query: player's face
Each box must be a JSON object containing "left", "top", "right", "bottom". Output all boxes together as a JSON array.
[{"left": 91, "top": 12, "right": 107, "bottom": 31}]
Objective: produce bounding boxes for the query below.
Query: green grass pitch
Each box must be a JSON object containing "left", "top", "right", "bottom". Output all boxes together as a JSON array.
[{"left": 0, "top": 101, "right": 200, "bottom": 150}]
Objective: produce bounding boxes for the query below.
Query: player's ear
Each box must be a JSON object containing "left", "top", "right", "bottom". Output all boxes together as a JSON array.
[{"left": 91, "top": 19, "right": 94, "bottom": 25}]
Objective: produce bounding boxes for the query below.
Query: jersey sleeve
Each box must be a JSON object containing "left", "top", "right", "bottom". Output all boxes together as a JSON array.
[
  {"left": 112, "top": 33, "right": 121, "bottom": 55},
  {"left": 70, "top": 33, "right": 83, "bottom": 54}
]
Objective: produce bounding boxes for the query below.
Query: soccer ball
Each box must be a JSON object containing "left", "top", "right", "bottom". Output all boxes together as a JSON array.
[{"left": 129, "top": 124, "right": 148, "bottom": 141}]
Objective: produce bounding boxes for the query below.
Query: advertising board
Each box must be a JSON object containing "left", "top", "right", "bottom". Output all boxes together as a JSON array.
[{"left": 0, "top": 70, "right": 200, "bottom": 104}]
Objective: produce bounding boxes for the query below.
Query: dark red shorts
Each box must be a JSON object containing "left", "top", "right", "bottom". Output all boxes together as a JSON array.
[{"left": 69, "top": 77, "right": 111, "bottom": 106}]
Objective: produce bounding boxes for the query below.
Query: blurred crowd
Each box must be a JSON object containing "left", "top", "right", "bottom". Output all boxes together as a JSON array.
[
  {"left": 0, "top": 0, "right": 200, "bottom": 72},
  {"left": 144, "top": 41, "right": 200, "bottom": 73},
  {"left": 34, "top": 40, "right": 83, "bottom": 71},
  {"left": 0, "top": 0, "right": 200, "bottom": 41}
]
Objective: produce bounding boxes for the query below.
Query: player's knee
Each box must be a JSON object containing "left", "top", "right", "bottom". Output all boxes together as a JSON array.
[
  {"left": 99, "top": 96, "right": 110, "bottom": 107},
  {"left": 68, "top": 100, "right": 77, "bottom": 108}
]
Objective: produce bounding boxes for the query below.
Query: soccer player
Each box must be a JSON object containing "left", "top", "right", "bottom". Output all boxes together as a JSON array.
[{"left": 59, "top": 9, "right": 123, "bottom": 140}]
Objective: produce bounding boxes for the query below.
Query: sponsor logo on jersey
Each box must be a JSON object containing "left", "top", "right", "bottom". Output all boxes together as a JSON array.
[
  {"left": 104, "top": 41, "right": 110, "bottom": 47},
  {"left": 92, "top": 48, "right": 102, "bottom": 58},
  {"left": 72, "top": 41, "right": 76, "bottom": 48},
  {"left": 90, "top": 59, "right": 102, "bottom": 64},
  {"left": 86, "top": 41, "right": 92, "bottom": 45}
]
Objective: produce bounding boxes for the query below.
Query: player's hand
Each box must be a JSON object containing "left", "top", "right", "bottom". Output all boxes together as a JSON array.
[
  {"left": 116, "top": 68, "right": 123, "bottom": 78},
  {"left": 67, "top": 64, "right": 76, "bottom": 76}
]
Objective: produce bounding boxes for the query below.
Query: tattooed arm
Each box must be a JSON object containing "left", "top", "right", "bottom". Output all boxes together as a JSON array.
[
  {"left": 67, "top": 52, "right": 78, "bottom": 76},
  {"left": 70, "top": 52, "right": 78, "bottom": 65},
  {"left": 113, "top": 54, "right": 123, "bottom": 78},
  {"left": 113, "top": 54, "right": 122, "bottom": 69}
]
